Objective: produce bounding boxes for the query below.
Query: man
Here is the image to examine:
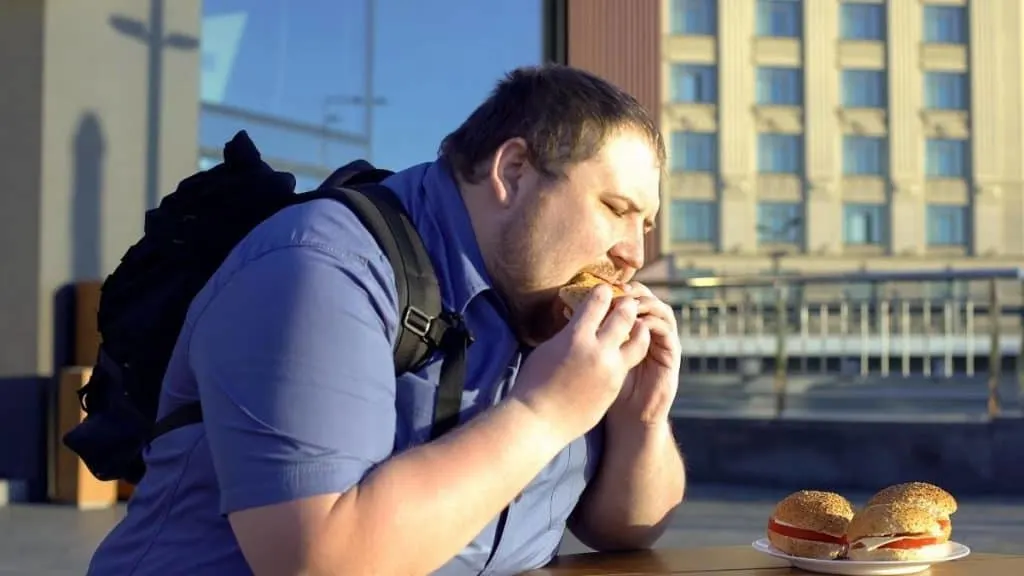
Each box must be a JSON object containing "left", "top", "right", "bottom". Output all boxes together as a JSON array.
[{"left": 87, "top": 64, "right": 685, "bottom": 575}]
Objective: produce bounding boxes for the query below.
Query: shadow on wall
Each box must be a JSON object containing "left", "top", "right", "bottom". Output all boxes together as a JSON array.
[
  {"left": 109, "top": 0, "right": 199, "bottom": 212},
  {"left": 72, "top": 112, "right": 104, "bottom": 282}
]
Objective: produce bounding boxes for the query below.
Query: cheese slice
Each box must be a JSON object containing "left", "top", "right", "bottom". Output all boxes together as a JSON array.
[{"left": 851, "top": 536, "right": 912, "bottom": 551}]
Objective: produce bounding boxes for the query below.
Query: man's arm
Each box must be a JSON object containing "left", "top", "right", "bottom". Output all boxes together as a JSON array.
[
  {"left": 190, "top": 241, "right": 574, "bottom": 575},
  {"left": 568, "top": 419, "right": 686, "bottom": 551}
]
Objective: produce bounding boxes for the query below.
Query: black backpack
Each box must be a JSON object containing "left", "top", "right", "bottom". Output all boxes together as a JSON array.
[{"left": 63, "top": 130, "right": 473, "bottom": 485}]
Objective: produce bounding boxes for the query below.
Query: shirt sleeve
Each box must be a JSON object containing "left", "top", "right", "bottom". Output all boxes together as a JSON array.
[{"left": 187, "top": 243, "right": 399, "bottom": 515}]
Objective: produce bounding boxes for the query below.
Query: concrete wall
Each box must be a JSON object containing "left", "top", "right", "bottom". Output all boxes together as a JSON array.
[
  {"left": 0, "top": 0, "right": 201, "bottom": 500},
  {"left": 0, "top": 0, "right": 201, "bottom": 379},
  {"left": 672, "top": 416, "right": 1024, "bottom": 496}
]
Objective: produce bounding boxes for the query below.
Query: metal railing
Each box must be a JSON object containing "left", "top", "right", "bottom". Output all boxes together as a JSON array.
[{"left": 646, "top": 268, "right": 1024, "bottom": 419}]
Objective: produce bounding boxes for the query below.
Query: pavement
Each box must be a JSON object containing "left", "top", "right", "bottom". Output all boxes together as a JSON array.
[{"left": 3, "top": 483, "right": 1023, "bottom": 575}]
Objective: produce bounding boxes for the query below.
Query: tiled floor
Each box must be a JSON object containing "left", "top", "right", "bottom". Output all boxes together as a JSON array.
[{"left": 3, "top": 483, "right": 1022, "bottom": 574}]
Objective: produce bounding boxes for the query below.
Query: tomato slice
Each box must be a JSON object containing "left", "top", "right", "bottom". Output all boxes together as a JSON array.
[{"left": 768, "top": 518, "right": 846, "bottom": 544}]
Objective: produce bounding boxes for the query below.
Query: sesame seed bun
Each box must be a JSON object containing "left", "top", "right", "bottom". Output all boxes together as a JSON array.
[
  {"left": 767, "top": 533, "right": 847, "bottom": 561},
  {"left": 846, "top": 503, "right": 951, "bottom": 562},
  {"left": 847, "top": 503, "right": 944, "bottom": 541},
  {"left": 558, "top": 272, "right": 628, "bottom": 315},
  {"left": 866, "top": 482, "right": 958, "bottom": 517},
  {"left": 767, "top": 491, "right": 855, "bottom": 560},
  {"left": 771, "top": 490, "right": 855, "bottom": 538}
]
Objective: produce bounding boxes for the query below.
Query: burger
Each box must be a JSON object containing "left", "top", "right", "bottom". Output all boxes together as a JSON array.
[
  {"left": 845, "top": 503, "right": 951, "bottom": 561},
  {"left": 865, "top": 482, "right": 957, "bottom": 538},
  {"left": 766, "top": 490, "right": 855, "bottom": 559},
  {"left": 558, "top": 272, "right": 629, "bottom": 318}
]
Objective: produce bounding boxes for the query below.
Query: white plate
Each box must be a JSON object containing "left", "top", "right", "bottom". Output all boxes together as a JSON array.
[{"left": 751, "top": 538, "right": 971, "bottom": 575}]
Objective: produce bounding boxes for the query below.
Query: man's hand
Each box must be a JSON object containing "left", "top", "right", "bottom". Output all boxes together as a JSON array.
[
  {"left": 606, "top": 282, "right": 682, "bottom": 429},
  {"left": 567, "top": 281, "right": 685, "bottom": 552},
  {"left": 513, "top": 283, "right": 652, "bottom": 443}
]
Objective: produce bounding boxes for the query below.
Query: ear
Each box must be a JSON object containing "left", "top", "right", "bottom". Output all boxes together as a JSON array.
[{"left": 487, "top": 137, "right": 530, "bottom": 207}]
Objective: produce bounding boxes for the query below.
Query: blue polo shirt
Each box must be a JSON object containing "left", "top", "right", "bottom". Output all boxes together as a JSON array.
[{"left": 86, "top": 160, "right": 604, "bottom": 575}]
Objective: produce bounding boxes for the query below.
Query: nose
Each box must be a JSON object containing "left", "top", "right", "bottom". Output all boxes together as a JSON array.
[{"left": 609, "top": 228, "right": 646, "bottom": 279}]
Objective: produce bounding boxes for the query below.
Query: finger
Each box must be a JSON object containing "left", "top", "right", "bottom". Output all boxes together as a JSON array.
[
  {"left": 595, "top": 296, "right": 639, "bottom": 344},
  {"left": 569, "top": 283, "right": 615, "bottom": 334},
  {"left": 639, "top": 315, "right": 681, "bottom": 362},
  {"left": 620, "top": 322, "right": 652, "bottom": 366},
  {"left": 635, "top": 296, "right": 678, "bottom": 327},
  {"left": 639, "top": 314, "right": 678, "bottom": 343},
  {"left": 626, "top": 281, "right": 656, "bottom": 299}
]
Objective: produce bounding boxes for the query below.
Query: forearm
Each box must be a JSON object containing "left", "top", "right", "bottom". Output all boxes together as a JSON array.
[
  {"left": 316, "top": 397, "right": 570, "bottom": 574},
  {"left": 570, "top": 419, "right": 685, "bottom": 551}
]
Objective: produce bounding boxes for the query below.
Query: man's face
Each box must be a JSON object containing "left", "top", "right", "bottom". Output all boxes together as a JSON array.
[{"left": 485, "top": 130, "right": 661, "bottom": 344}]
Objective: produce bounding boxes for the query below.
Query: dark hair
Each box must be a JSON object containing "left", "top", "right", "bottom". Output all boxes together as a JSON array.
[{"left": 439, "top": 64, "right": 665, "bottom": 183}]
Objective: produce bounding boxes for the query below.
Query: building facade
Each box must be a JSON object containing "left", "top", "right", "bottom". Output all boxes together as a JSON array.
[{"left": 662, "top": 0, "right": 1024, "bottom": 281}]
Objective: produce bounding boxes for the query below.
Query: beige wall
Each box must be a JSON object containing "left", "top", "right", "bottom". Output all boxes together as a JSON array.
[
  {"left": 659, "top": 0, "right": 1024, "bottom": 276},
  {"left": 0, "top": 0, "right": 201, "bottom": 377}
]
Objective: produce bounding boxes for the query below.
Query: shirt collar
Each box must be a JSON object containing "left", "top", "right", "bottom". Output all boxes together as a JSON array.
[{"left": 382, "top": 160, "right": 494, "bottom": 315}]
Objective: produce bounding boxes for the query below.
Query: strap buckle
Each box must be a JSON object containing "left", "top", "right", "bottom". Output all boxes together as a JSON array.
[{"left": 402, "top": 306, "right": 434, "bottom": 339}]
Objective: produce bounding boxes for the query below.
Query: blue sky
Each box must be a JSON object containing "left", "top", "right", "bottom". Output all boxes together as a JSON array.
[{"left": 199, "top": 0, "right": 544, "bottom": 178}]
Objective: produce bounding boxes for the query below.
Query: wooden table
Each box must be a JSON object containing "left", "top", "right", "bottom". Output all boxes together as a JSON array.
[{"left": 525, "top": 546, "right": 1024, "bottom": 575}]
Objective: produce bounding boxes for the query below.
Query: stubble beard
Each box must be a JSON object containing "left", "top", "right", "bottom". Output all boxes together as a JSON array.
[{"left": 488, "top": 212, "right": 565, "bottom": 347}]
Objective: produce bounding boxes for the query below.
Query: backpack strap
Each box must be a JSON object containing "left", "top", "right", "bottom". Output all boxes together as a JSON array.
[{"left": 316, "top": 183, "right": 473, "bottom": 440}]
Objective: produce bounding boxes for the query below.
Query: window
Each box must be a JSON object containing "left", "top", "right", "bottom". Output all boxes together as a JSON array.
[
  {"left": 757, "top": 67, "right": 802, "bottom": 105},
  {"left": 758, "top": 202, "right": 802, "bottom": 243},
  {"left": 842, "top": 70, "right": 886, "bottom": 107},
  {"left": 927, "top": 205, "right": 968, "bottom": 246},
  {"left": 757, "top": 0, "right": 802, "bottom": 37},
  {"left": 923, "top": 5, "right": 967, "bottom": 44},
  {"left": 843, "top": 136, "right": 887, "bottom": 175},
  {"left": 926, "top": 138, "right": 969, "bottom": 177},
  {"left": 670, "top": 200, "right": 717, "bottom": 243},
  {"left": 671, "top": 0, "right": 716, "bottom": 35},
  {"left": 671, "top": 132, "right": 717, "bottom": 172},
  {"left": 758, "top": 134, "right": 802, "bottom": 173},
  {"left": 198, "top": 0, "right": 545, "bottom": 178},
  {"left": 841, "top": 2, "right": 885, "bottom": 40},
  {"left": 671, "top": 64, "right": 717, "bottom": 103},
  {"left": 844, "top": 203, "right": 886, "bottom": 245},
  {"left": 924, "top": 72, "right": 968, "bottom": 110}
]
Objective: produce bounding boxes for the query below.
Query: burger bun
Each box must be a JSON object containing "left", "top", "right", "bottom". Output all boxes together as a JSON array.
[{"left": 558, "top": 272, "right": 629, "bottom": 317}]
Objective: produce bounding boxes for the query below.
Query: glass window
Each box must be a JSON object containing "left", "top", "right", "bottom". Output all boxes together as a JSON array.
[
  {"left": 923, "top": 5, "right": 967, "bottom": 44},
  {"left": 927, "top": 205, "right": 968, "bottom": 246},
  {"left": 670, "top": 200, "right": 717, "bottom": 243},
  {"left": 758, "top": 134, "right": 803, "bottom": 174},
  {"left": 757, "top": 202, "right": 802, "bottom": 243},
  {"left": 841, "top": 2, "right": 885, "bottom": 40},
  {"left": 198, "top": 0, "right": 544, "bottom": 185},
  {"left": 671, "top": 132, "right": 717, "bottom": 172},
  {"left": 757, "top": 0, "right": 802, "bottom": 38},
  {"left": 843, "top": 136, "right": 887, "bottom": 175},
  {"left": 926, "top": 138, "right": 969, "bottom": 177},
  {"left": 843, "top": 203, "right": 886, "bottom": 245},
  {"left": 670, "top": 64, "right": 717, "bottom": 103},
  {"left": 757, "top": 67, "right": 802, "bottom": 106},
  {"left": 924, "top": 72, "right": 968, "bottom": 110},
  {"left": 842, "top": 69, "right": 886, "bottom": 108},
  {"left": 671, "top": 0, "right": 716, "bottom": 35}
]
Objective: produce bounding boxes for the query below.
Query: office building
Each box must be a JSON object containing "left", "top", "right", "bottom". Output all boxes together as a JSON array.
[{"left": 660, "top": 0, "right": 1024, "bottom": 282}]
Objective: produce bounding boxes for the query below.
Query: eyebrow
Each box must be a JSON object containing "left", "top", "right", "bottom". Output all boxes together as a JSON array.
[{"left": 606, "top": 193, "right": 658, "bottom": 230}]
